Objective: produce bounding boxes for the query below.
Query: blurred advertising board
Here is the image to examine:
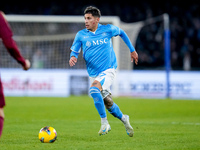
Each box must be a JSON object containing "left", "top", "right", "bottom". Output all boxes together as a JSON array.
[
  {"left": 118, "top": 71, "right": 200, "bottom": 99},
  {"left": 0, "top": 69, "right": 200, "bottom": 99},
  {"left": 1, "top": 69, "right": 70, "bottom": 97}
]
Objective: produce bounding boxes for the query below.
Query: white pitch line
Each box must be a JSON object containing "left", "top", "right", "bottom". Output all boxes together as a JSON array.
[
  {"left": 171, "top": 122, "right": 200, "bottom": 126},
  {"left": 103, "top": 120, "right": 200, "bottom": 126}
]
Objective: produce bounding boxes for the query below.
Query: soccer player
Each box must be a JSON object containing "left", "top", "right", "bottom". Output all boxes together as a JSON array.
[
  {"left": 69, "top": 6, "right": 138, "bottom": 137},
  {"left": 0, "top": 11, "right": 31, "bottom": 138}
]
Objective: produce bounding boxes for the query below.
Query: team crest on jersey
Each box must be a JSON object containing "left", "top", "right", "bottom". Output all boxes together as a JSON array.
[
  {"left": 86, "top": 41, "right": 91, "bottom": 47},
  {"left": 102, "top": 32, "right": 107, "bottom": 36}
]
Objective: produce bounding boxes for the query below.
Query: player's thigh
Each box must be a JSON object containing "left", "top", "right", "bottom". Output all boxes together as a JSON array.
[
  {"left": 97, "top": 68, "right": 116, "bottom": 91},
  {"left": 89, "top": 77, "right": 102, "bottom": 90}
]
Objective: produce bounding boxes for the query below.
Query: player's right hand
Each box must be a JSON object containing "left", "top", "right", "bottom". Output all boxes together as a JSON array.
[
  {"left": 69, "top": 56, "right": 77, "bottom": 67},
  {"left": 23, "top": 59, "right": 31, "bottom": 70}
]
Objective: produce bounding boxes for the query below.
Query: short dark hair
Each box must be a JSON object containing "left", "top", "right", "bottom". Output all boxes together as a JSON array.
[{"left": 84, "top": 6, "right": 101, "bottom": 18}]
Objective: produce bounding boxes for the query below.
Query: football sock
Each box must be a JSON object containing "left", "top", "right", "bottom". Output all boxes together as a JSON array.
[
  {"left": 107, "top": 103, "right": 123, "bottom": 120},
  {"left": 120, "top": 115, "right": 126, "bottom": 123},
  {"left": 101, "top": 117, "right": 108, "bottom": 124},
  {"left": 0, "top": 116, "right": 4, "bottom": 138},
  {"left": 89, "top": 87, "right": 107, "bottom": 118}
]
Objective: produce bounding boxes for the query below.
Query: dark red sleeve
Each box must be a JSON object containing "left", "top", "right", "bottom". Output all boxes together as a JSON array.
[{"left": 0, "top": 13, "right": 26, "bottom": 67}]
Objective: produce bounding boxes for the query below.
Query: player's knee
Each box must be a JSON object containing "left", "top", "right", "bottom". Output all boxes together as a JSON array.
[
  {"left": 90, "top": 80, "right": 102, "bottom": 91},
  {"left": 103, "top": 94, "right": 113, "bottom": 109}
]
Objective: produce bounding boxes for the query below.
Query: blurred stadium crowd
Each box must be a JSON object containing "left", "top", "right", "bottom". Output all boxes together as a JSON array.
[{"left": 0, "top": 0, "right": 199, "bottom": 70}]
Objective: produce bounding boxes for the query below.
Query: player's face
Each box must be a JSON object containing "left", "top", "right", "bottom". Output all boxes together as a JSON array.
[{"left": 84, "top": 13, "right": 99, "bottom": 32}]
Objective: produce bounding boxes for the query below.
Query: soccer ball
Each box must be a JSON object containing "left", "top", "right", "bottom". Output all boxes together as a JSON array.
[{"left": 38, "top": 126, "right": 57, "bottom": 143}]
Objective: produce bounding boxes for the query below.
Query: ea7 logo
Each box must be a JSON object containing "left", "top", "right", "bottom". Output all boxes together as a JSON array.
[{"left": 92, "top": 38, "right": 108, "bottom": 46}]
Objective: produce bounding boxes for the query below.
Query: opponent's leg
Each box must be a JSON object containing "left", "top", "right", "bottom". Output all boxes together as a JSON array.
[
  {"left": 0, "top": 108, "right": 4, "bottom": 138},
  {"left": 89, "top": 81, "right": 111, "bottom": 135},
  {"left": 103, "top": 94, "right": 134, "bottom": 137}
]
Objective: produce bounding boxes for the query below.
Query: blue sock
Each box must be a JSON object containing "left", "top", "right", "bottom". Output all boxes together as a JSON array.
[
  {"left": 89, "top": 87, "right": 106, "bottom": 118},
  {"left": 107, "top": 103, "right": 123, "bottom": 119}
]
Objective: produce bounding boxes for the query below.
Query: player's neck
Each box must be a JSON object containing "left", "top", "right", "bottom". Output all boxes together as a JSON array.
[{"left": 90, "top": 24, "right": 98, "bottom": 33}]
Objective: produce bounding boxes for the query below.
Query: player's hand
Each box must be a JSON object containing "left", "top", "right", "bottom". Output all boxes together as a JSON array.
[
  {"left": 131, "top": 51, "right": 138, "bottom": 65},
  {"left": 69, "top": 56, "right": 77, "bottom": 67},
  {"left": 23, "top": 59, "right": 31, "bottom": 70}
]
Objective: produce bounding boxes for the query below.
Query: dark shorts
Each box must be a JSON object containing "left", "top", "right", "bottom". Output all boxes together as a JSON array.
[{"left": 0, "top": 78, "right": 5, "bottom": 108}]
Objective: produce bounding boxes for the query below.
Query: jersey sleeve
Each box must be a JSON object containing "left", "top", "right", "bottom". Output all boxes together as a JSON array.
[
  {"left": 0, "top": 13, "right": 26, "bottom": 67},
  {"left": 2, "top": 37, "right": 26, "bottom": 66},
  {"left": 109, "top": 24, "right": 121, "bottom": 37},
  {"left": 119, "top": 29, "right": 135, "bottom": 52},
  {"left": 109, "top": 24, "right": 135, "bottom": 53},
  {"left": 0, "top": 12, "right": 13, "bottom": 39},
  {"left": 70, "top": 32, "right": 81, "bottom": 53},
  {"left": 70, "top": 32, "right": 82, "bottom": 59}
]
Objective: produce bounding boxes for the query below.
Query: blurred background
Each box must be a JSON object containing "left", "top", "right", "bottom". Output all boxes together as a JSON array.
[
  {"left": 0, "top": 0, "right": 200, "bottom": 98},
  {"left": 0, "top": 0, "right": 200, "bottom": 70}
]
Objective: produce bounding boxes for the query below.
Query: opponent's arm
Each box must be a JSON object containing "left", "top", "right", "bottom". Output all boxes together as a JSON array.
[
  {"left": 0, "top": 12, "right": 30, "bottom": 70},
  {"left": 2, "top": 37, "right": 31, "bottom": 69},
  {"left": 119, "top": 29, "right": 138, "bottom": 65}
]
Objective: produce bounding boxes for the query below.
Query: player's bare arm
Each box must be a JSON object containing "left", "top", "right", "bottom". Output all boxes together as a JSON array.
[
  {"left": 131, "top": 51, "right": 138, "bottom": 65},
  {"left": 69, "top": 56, "right": 77, "bottom": 67}
]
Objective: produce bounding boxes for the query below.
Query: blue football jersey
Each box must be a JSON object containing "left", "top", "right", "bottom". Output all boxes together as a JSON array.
[{"left": 71, "top": 23, "right": 121, "bottom": 77}]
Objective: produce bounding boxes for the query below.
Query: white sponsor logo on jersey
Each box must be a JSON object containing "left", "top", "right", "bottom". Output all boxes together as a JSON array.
[{"left": 92, "top": 38, "right": 108, "bottom": 46}]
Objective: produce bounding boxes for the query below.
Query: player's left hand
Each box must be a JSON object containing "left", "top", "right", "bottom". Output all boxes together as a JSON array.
[
  {"left": 131, "top": 51, "right": 138, "bottom": 65},
  {"left": 69, "top": 56, "right": 77, "bottom": 67}
]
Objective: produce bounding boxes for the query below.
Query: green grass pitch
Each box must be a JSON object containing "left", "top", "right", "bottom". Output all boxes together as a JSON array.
[{"left": 0, "top": 96, "right": 200, "bottom": 150}]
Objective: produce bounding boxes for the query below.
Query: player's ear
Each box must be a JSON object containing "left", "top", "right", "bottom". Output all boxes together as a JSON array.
[{"left": 96, "top": 17, "right": 100, "bottom": 23}]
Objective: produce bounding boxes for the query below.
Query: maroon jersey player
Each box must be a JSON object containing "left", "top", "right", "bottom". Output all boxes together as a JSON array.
[{"left": 0, "top": 11, "right": 31, "bottom": 138}]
